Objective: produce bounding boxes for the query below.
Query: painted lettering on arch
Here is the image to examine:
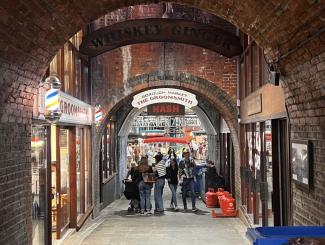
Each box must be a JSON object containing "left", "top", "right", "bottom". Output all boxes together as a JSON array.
[{"left": 80, "top": 18, "right": 242, "bottom": 58}]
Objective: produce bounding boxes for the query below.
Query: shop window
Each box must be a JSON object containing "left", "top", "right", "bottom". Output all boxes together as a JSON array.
[
  {"left": 242, "top": 121, "right": 275, "bottom": 226},
  {"left": 76, "top": 127, "right": 92, "bottom": 221},
  {"left": 84, "top": 128, "right": 92, "bottom": 210},
  {"left": 253, "top": 122, "right": 262, "bottom": 224},
  {"left": 48, "top": 32, "right": 90, "bottom": 102},
  {"left": 76, "top": 129, "right": 83, "bottom": 220},
  {"left": 101, "top": 122, "right": 116, "bottom": 182},
  {"left": 31, "top": 126, "right": 47, "bottom": 245},
  {"left": 59, "top": 129, "right": 70, "bottom": 233},
  {"left": 265, "top": 120, "right": 274, "bottom": 226},
  {"left": 239, "top": 35, "right": 271, "bottom": 98}
]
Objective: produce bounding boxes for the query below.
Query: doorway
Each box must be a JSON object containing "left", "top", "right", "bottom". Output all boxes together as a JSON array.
[{"left": 51, "top": 126, "right": 70, "bottom": 240}]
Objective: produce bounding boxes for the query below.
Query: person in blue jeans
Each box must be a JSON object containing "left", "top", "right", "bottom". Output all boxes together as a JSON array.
[
  {"left": 137, "top": 157, "right": 153, "bottom": 215},
  {"left": 179, "top": 150, "right": 198, "bottom": 212},
  {"left": 153, "top": 152, "right": 166, "bottom": 213},
  {"left": 166, "top": 159, "right": 179, "bottom": 211}
]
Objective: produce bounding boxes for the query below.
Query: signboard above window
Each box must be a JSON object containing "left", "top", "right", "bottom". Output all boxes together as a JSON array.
[
  {"left": 132, "top": 88, "right": 198, "bottom": 109},
  {"left": 35, "top": 88, "right": 93, "bottom": 125}
]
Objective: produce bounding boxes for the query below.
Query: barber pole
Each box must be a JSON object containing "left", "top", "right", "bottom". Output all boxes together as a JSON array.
[
  {"left": 95, "top": 104, "right": 102, "bottom": 125},
  {"left": 44, "top": 75, "right": 62, "bottom": 123},
  {"left": 45, "top": 88, "right": 59, "bottom": 112}
]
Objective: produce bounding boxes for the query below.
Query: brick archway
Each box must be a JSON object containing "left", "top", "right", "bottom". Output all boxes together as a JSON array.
[
  {"left": 0, "top": 1, "right": 324, "bottom": 121},
  {"left": 0, "top": 1, "right": 324, "bottom": 243},
  {"left": 92, "top": 71, "right": 240, "bottom": 215}
]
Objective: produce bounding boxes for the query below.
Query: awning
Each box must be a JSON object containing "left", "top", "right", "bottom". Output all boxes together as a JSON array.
[{"left": 143, "top": 137, "right": 188, "bottom": 144}]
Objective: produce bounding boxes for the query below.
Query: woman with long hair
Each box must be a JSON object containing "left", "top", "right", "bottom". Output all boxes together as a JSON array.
[
  {"left": 166, "top": 158, "right": 179, "bottom": 211},
  {"left": 137, "top": 156, "right": 153, "bottom": 215}
]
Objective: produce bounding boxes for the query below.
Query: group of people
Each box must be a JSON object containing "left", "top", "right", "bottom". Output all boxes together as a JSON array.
[
  {"left": 126, "top": 148, "right": 199, "bottom": 215},
  {"left": 189, "top": 141, "right": 207, "bottom": 160}
]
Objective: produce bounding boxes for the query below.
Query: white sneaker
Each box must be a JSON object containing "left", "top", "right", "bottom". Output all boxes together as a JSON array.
[
  {"left": 170, "top": 204, "right": 174, "bottom": 209},
  {"left": 174, "top": 206, "right": 178, "bottom": 211}
]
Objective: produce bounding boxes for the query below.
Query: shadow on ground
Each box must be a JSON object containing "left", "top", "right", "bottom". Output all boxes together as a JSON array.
[{"left": 114, "top": 208, "right": 209, "bottom": 218}]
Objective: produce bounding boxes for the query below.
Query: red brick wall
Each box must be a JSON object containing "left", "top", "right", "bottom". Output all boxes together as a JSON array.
[
  {"left": 0, "top": 1, "right": 324, "bottom": 244},
  {"left": 283, "top": 50, "right": 325, "bottom": 225},
  {"left": 91, "top": 4, "right": 238, "bottom": 106},
  {"left": 92, "top": 42, "right": 237, "bottom": 105}
]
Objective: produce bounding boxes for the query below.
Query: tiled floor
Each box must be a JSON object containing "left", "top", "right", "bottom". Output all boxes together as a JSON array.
[{"left": 62, "top": 185, "right": 250, "bottom": 245}]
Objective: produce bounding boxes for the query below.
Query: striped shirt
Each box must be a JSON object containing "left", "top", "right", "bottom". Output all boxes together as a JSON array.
[{"left": 156, "top": 160, "right": 167, "bottom": 178}]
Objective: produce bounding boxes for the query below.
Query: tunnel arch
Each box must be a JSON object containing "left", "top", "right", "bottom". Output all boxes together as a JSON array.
[
  {"left": 1, "top": 0, "right": 324, "bottom": 116},
  {"left": 0, "top": 2, "right": 324, "bottom": 242},
  {"left": 92, "top": 71, "right": 239, "bottom": 215},
  {"left": 116, "top": 105, "right": 219, "bottom": 188}
]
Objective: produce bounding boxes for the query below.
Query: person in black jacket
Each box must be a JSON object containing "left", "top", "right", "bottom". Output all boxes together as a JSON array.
[{"left": 166, "top": 159, "right": 179, "bottom": 211}]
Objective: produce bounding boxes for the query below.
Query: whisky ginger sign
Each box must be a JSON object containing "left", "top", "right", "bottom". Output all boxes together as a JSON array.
[
  {"left": 80, "top": 18, "right": 242, "bottom": 58},
  {"left": 132, "top": 88, "right": 198, "bottom": 109}
]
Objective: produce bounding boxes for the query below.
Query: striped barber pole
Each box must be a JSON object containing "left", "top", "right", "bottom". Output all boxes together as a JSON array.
[
  {"left": 95, "top": 105, "right": 102, "bottom": 125},
  {"left": 45, "top": 88, "right": 60, "bottom": 112}
]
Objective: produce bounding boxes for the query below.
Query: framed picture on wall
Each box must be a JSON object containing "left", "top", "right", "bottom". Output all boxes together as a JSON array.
[{"left": 291, "top": 140, "right": 313, "bottom": 189}]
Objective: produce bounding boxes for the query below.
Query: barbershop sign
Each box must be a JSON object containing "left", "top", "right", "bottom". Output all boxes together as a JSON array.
[
  {"left": 59, "top": 92, "right": 92, "bottom": 125},
  {"left": 132, "top": 88, "right": 198, "bottom": 109},
  {"left": 34, "top": 88, "right": 92, "bottom": 125},
  {"left": 80, "top": 18, "right": 242, "bottom": 58}
]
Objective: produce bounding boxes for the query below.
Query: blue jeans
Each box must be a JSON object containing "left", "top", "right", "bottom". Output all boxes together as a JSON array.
[
  {"left": 154, "top": 178, "right": 165, "bottom": 211},
  {"left": 168, "top": 183, "right": 178, "bottom": 207},
  {"left": 182, "top": 178, "right": 196, "bottom": 209},
  {"left": 138, "top": 181, "right": 152, "bottom": 211}
]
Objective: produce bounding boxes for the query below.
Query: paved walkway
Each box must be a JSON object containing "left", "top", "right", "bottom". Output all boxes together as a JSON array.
[{"left": 62, "top": 186, "right": 250, "bottom": 245}]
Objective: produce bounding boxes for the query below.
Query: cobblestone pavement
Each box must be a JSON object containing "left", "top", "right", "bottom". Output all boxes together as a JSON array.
[{"left": 62, "top": 186, "right": 250, "bottom": 245}]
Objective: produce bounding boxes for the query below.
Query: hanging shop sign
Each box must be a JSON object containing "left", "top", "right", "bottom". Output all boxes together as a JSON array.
[
  {"left": 59, "top": 92, "right": 92, "bottom": 125},
  {"left": 132, "top": 88, "right": 198, "bottom": 109},
  {"left": 80, "top": 18, "right": 242, "bottom": 58},
  {"left": 147, "top": 103, "right": 185, "bottom": 116},
  {"left": 35, "top": 87, "right": 93, "bottom": 125}
]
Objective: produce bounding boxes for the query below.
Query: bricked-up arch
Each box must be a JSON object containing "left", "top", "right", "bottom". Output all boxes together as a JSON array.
[{"left": 92, "top": 71, "right": 240, "bottom": 216}]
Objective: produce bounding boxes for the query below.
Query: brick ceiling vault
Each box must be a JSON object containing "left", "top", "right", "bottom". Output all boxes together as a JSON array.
[{"left": 0, "top": 0, "right": 323, "bottom": 107}]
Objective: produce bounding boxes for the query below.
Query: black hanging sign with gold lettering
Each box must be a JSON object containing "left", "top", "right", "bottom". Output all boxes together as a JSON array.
[{"left": 80, "top": 18, "right": 242, "bottom": 58}]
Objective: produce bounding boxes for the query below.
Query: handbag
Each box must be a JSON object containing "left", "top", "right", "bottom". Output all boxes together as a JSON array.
[{"left": 142, "top": 173, "right": 157, "bottom": 183}]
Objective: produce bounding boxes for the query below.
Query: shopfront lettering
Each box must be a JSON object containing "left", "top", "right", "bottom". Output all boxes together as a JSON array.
[
  {"left": 132, "top": 88, "right": 198, "bottom": 109},
  {"left": 148, "top": 103, "right": 185, "bottom": 115},
  {"left": 60, "top": 100, "right": 88, "bottom": 117},
  {"left": 81, "top": 19, "right": 242, "bottom": 58}
]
